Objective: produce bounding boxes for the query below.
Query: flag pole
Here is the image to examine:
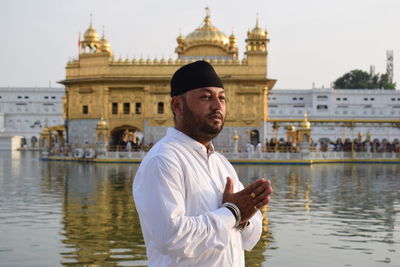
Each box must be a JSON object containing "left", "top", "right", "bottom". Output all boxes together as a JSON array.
[{"left": 78, "top": 31, "right": 81, "bottom": 55}]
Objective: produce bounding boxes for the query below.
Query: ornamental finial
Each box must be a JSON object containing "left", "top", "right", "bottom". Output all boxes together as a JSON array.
[{"left": 205, "top": 6, "right": 210, "bottom": 17}]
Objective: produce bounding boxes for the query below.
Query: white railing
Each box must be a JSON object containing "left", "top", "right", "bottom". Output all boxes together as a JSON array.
[
  {"left": 100, "top": 151, "right": 146, "bottom": 159},
  {"left": 46, "top": 148, "right": 400, "bottom": 162},
  {"left": 222, "top": 151, "right": 400, "bottom": 161}
]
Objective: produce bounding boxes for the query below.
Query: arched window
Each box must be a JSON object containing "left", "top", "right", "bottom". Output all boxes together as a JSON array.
[{"left": 158, "top": 102, "right": 164, "bottom": 114}]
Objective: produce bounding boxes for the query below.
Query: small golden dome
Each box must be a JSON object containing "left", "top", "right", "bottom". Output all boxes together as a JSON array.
[
  {"left": 96, "top": 117, "right": 108, "bottom": 129},
  {"left": 184, "top": 8, "right": 229, "bottom": 49},
  {"left": 228, "top": 32, "right": 238, "bottom": 53},
  {"left": 286, "top": 124, "right": 297, "bottom": 132},
  {"left": 100, "top": 35, "right": 111, "bottom": 53},
  {"left": 229, "top": 32, "right": 237, "bottom": 42},
  {"left": 177, "top": 34, "right": 185, "bottom": 44},
  {"left": 84, "top": 24, "right": 99, "bottom": 43},
  {"left": 248, "top": 18, "right": 267, "bottom": 39},
  {"left": 301, "top": 112, "right": 311, "bottom": 129}
]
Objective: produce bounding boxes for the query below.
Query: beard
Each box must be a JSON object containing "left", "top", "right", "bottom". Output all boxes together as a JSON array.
[{"left": 181, "top": 98, "right": 225, "bottom": 143}]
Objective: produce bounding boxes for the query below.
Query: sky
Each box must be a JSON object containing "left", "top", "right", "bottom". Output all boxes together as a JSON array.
[{"left": 1, "top": 0, "right": 399, "bottom": 89}]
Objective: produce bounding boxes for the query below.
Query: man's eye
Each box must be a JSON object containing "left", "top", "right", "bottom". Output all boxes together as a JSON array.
[
  {"left": 201, "top": 95, "right": 211, "bottom": 99},
  {"left": 219, "top": 96, "right": 226, "bottom": 101}
]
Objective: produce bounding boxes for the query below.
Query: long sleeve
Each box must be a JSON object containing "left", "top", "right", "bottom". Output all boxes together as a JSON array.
[
  {"left": 235, "top": 179, "right": 263, "bottom": 251},
  {"left": 133, "top": 155, "right": 236, "bottom": 259},
  {"left": 241, "top": 211, "right": 262, "bottom": 250}
]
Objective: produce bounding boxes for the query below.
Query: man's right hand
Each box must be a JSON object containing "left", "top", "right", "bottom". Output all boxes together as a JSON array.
[{"left": 223, "top": 177, "right": 272, "bottom": 223}]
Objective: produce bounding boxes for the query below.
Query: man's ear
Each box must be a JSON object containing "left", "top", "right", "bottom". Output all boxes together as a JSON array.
[{"left": 170, "top": 96, "right": 183, "bottom": 117}]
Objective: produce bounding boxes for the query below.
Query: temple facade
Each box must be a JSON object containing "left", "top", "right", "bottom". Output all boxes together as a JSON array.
[{"left": 60, "top": 9, "right": 276, "bottom": 151}]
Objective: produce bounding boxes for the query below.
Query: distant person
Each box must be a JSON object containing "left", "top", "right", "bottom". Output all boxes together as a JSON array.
[
  {"left": 316, "top": 142, "right": 321, "bottom": 152},
  {"left": 256, "top": 142, "right": 262, "bottom": 153},
  {"left": 246, "top": 142, "right": 255, "bottom": 153},
  {"left": 133, "top": 61, "right": 272, "bottom": 266}
]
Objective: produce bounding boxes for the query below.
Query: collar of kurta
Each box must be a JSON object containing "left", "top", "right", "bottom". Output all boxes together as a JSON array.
[{"left": 168, "top": 128, "right": 215, "bottom": 158}]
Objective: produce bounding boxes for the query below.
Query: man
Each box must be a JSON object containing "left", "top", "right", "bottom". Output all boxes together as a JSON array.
[{"left": 133, "top": 60, "right": 272, "bottom": 266}]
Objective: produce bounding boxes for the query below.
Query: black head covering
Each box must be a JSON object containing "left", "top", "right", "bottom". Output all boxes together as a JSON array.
[{"left": 170, "top": 60, "right": 224, "bottom": 97}]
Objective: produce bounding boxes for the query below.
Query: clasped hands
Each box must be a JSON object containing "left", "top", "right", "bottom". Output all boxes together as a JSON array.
[{"left": 223, "top": 177, "right": 272, "bottom": 224}]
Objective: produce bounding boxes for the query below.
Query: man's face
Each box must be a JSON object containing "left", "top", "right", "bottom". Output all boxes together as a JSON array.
[{"left": 177, "top": 87, "right": 226, "bottom": 144}]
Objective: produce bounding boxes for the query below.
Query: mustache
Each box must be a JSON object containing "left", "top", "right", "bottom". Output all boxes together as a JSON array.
[{"left": 207, "top": 111, "right": 224, "bottom": 119}]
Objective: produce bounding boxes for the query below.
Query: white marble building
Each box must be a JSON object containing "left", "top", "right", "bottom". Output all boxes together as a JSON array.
[
  {"left": 267, "top": 88, "right": 400, "bottom": 143},
  {"left": 0, "top": 87, "right": 65, "bottom": 150},
  {"left": 0, "top": 86, "right": 399, "bottom": 150}
]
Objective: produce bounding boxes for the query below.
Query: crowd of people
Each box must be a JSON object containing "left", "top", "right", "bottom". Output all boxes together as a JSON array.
[{"left": 261, "top": 138, "right": 400, "bottom": 153}]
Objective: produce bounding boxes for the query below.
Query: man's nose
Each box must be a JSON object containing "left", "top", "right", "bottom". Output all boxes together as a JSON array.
[{"left": 210, "top": 97, "right": 224, "bottom": 110}]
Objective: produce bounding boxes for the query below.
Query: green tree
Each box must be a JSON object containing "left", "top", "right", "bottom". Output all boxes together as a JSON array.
[
  {"left": 378, "top": 73, "right": 396, "bottom": 89},
  {"left": 333, "top": 69, "right": 396, "bottom": 89}
]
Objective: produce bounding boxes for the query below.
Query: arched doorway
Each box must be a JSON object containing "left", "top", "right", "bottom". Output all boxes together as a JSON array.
[
  {"left": 250, "top": 129, "right": 260, "bottom": 147},
  {"left": 110, "top": 126, "right": 143, "bottom": 151}
]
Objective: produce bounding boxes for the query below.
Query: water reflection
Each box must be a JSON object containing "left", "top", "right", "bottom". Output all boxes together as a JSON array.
[
  {"left": 41, "top": 161, "right": 146, "bottom": 266},
  {"left": 0, "top": 152, "right": 399, "bottom": 267},
  {"left": 235, "top": 164, "right": 400, "bottom": 266}
]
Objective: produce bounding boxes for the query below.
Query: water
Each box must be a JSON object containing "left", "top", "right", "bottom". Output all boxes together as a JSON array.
[{"left": 0, "top": 151, "right": 399, "bottom": 267}]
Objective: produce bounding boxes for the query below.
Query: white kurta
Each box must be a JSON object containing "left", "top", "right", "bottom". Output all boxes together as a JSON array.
[{"left": 133, "top": 128, "right": 262, "bottom": 267}]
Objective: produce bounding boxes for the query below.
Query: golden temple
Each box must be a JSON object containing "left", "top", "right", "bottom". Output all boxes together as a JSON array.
[{"left": 59, "top": 9, "right": 276, "bottom": 150}]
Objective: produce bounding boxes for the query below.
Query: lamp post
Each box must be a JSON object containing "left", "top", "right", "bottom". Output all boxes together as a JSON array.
[
  {"left": 272, "top": 121, "right": 279, "bottom": 152},
  {"left": 263, "top": 87, "right": 268, "bottom": 151},
  {"left": 232, "top": 130, "right": 239, "bottom": 154},
  {"left": 351, "top": 121, "right": 355, "bottom": 159}
]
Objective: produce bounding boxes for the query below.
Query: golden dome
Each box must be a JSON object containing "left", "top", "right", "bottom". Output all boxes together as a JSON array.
[
  {"left": 177, "top": 34, "right": 185, "bottom": 44},
  {"left": 248, "top": 18, "right": 267, "bottom": 39},
  {"left": 184, "top": 9, "right": 229, "bottom": 49},
  {"left": 84, "top": 24, "right": 99, "bottom": 43},
  {"left": 286, "top": 124, "right": 297, "bottom": 132},
  {"left": 100, "top": 35, "right": 111, "bottom": 53},
  {"left": 228, "top": 32, "right": 238, "bottom": 53},
  {"left": 301, "top": 112, "right": 311, "bottom": 129},
  {"left": 96, "top": 117, "right": 108, "bottom": 129},
  {"left": 229, "top": 32, "right": 237, "bottom": 42}
]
